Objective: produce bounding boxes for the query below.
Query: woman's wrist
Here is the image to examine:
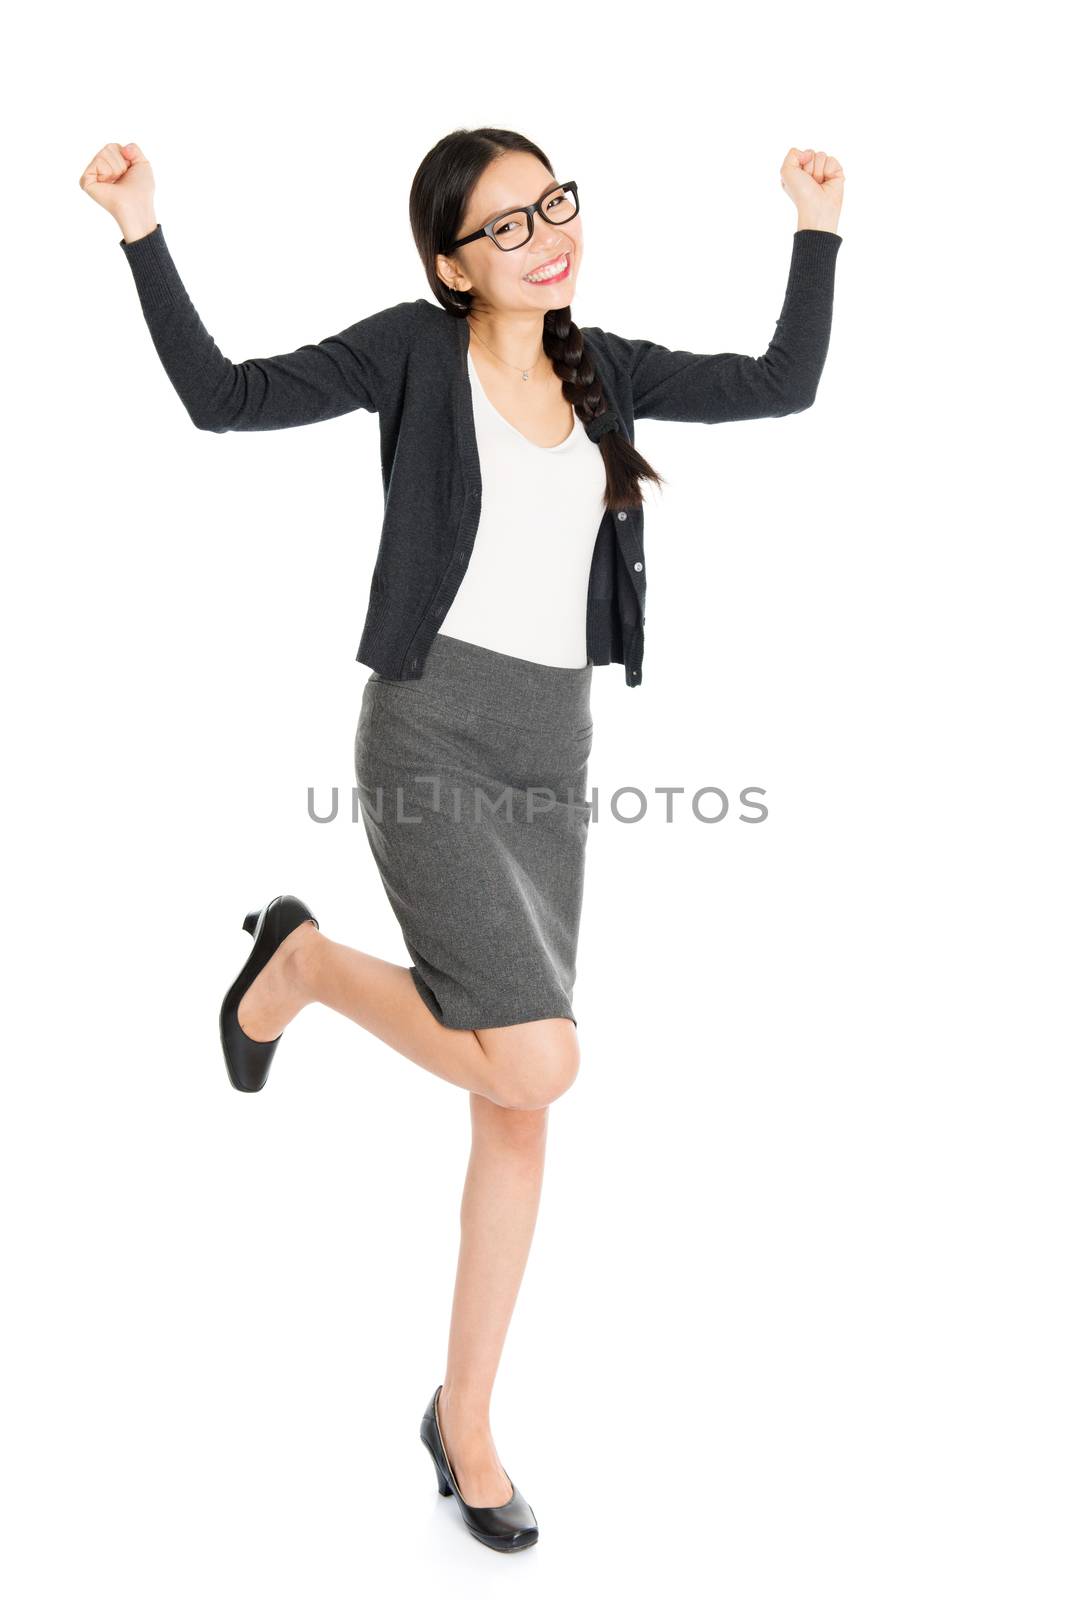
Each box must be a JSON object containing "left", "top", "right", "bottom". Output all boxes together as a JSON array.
[
  {"left": 117, "top": 212, "right": 158, "bottom": 245},
  {"left": 795, "top": 215, "right": 839, "bottom": 235}
]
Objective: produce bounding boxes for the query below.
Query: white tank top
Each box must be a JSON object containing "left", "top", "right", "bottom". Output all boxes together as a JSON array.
[{"left": 437, "top": 348, "right": 607, "bottom": 667}]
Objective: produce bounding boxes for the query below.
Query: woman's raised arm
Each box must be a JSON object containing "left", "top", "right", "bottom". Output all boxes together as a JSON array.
[
  {"left": 118, "top": 223, "right": 416, "bottom": 433},
  {"left": 588, "top": 228, "right": 843, "bottom": 426},
  {"left": 80, "top": 141, "right": 414, "bottom": 433}
]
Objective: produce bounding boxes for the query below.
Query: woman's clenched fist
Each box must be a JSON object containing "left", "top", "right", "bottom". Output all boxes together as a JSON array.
[
  {"left": 79, "top": 142, "right": 155, "bottom": 226},
  {"left": 780, "top": 147, "right": 845, "bottom": 234}
]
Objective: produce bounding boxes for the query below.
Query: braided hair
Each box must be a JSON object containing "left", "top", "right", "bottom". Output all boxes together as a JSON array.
[
  {"left": 541, "top": 306, "right": 666, "bottom": 513},
  {"left": 410, "top": 127, "right": 667, "bottom": 514}
]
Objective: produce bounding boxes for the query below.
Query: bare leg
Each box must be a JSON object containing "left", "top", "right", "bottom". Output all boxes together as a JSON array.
[
  {"left": 236, "top": 920, "right": 578, "bottom": 1108},
  {"left": 237, "top": 920, "right": 575, "bottom": 1508},
  {"left": 435, "top": 1093, "right": 549, "bottom": 1507}
]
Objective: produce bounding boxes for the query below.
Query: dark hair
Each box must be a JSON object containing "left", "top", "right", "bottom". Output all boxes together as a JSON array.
[{"left": 409, "top": 127, "right": 666, "bottom": 514}]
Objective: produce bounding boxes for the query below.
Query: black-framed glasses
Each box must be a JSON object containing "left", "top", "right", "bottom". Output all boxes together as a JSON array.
[{"left": 450, "top": 181, "right": 580, "bottom": 253}]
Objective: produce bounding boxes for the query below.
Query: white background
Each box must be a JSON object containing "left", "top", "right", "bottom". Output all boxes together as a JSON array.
[{"left": 4, "top": 1, "right": 1064, "bottom": 1593}]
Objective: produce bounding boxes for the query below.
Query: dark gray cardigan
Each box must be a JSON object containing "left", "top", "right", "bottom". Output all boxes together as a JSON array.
[{"left": 119, "top": 223, "right": 843, "bottom": 686}]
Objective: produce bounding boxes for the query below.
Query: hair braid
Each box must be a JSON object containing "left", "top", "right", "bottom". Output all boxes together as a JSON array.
[{"left": 541, "top": 307, "right": 666, "bottom": 513}]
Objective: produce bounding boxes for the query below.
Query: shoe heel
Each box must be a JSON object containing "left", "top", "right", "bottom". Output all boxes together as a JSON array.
[
  {"left": 242, "top": 909, "right": 260, "bottom": 936},
  {"left": 421, "top": 1433, "right": 453, "bottom": 1496}
]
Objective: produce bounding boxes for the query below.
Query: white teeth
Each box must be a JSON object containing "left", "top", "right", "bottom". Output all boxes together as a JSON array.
[{"left": 523, "top": 253, "right": 569, "bottom": 283}]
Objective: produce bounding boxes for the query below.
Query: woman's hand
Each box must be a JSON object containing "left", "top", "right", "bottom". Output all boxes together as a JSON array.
[
  {"left": 780, "top": 147, "right": 844, "bottom": 234},
  {"left": 79, "top": 142, "right": 157, "bottom": 240}
]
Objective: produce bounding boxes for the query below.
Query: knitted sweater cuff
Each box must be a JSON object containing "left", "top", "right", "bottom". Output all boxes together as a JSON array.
[
  {"left": 118, "top": 223, "right": 176, "bottom": 313},
  {"left": 787, "top": 227, "right": 844, "bottom": 291}
]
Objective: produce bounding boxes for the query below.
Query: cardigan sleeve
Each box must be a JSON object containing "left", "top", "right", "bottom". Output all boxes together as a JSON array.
[
  {"left": 118, "top": 223, "right": 415, "bottom": 432},
  {"left": 592, "top": 229, "right": 843, "bottom": 424}
]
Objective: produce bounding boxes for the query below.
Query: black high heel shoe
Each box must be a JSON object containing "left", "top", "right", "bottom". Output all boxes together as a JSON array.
[
  {"left": 419, "top": 1385, "right": 539, "bottom": 1552},
  {"left": 219, "top": 894, "right": 319, "bottom": 1093}
]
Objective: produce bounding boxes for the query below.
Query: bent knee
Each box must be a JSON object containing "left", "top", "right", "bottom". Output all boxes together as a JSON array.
[{"left": 479, "top": 1018, "right": 581, "bottom": 1109}]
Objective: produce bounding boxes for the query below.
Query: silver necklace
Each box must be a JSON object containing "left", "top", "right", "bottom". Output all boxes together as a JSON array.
[{"left": 468, "top": 321, "right": 542, "bottom": 382}]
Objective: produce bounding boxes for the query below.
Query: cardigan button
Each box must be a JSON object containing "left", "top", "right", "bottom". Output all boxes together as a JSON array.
[
  {"left": 634, "top": 561, "right": 643, "bottom": 571},
  {"left": 617, "top": 511, "right": 627, "bottom": 520}
]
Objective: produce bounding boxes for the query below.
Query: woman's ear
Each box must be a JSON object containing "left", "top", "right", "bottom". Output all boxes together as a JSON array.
[{"left": 435, "top": 253, "right": 467, "bottom": 295}]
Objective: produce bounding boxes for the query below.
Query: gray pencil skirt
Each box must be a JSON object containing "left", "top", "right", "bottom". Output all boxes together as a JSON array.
[{"left": 354, "top": 631, "right": 594, "bottom": 1031}]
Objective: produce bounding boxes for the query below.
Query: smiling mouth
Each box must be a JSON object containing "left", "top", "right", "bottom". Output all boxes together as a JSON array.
[{"left": 522, "top": 250, "right": 571, "bottom": 284}]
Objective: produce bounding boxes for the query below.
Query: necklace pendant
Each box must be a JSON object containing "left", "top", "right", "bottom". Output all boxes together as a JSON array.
[{"left": 522, "top": 370, "right": 529, "bottom": 381}]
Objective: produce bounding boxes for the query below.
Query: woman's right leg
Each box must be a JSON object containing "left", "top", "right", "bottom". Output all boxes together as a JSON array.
[
  {"left": 236, "top": 919, "right": 580, "bottom": 1109},
  {"left": 435, "top": 1092, "right": 550, "bottom": 1508}
]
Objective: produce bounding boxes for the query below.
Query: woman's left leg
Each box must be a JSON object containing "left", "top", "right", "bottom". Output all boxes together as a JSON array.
[{"left": 435, "top": 1091, "right": 551, "bottom": 1508}]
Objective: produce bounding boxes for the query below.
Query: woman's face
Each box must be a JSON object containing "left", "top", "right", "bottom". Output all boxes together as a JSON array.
[{"left": 438, "top": 152, "right": 583, "bottom": 316}]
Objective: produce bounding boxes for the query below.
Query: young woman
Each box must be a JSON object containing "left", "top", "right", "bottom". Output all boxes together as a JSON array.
[{"left": 81, "top": 127, "right": 844, "bottom": 1552}]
